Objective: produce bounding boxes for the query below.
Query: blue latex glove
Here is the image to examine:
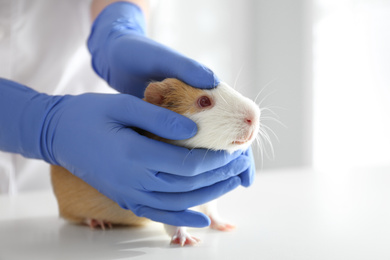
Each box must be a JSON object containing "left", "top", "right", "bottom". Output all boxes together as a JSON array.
[
  {"left": 88, "top": 2, "right": 219, "bottom": 98},
  {"left": 87, "top": 2, "right": 256, "bottom": 187},
  {"left": 88, "top": 2, "right": 255, "bottom": 187},
  {"left": 0, "top": 79, "right": 251, "bottom": 227},
  {"left": 240, "top": 148, "right": 256, "bottom": 187}
]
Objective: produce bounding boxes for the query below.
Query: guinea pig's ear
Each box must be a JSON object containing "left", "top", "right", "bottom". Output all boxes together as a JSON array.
[{"left": 144, "top": 82, "right": 168, "bottom": 105}]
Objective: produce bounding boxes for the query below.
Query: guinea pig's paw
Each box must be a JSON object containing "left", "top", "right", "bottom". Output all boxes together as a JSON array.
[
  {"left": 170, "top": 227, "right": 201, "bottom": 247},
  {"left": 209, "top": 216, "right": 236, "bottom": 232},
  {"left": 85, "top": 218, "right": 112, "bottom": 230}
]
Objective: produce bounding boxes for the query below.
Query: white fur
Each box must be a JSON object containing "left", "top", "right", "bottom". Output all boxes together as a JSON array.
[{"left": 173, "top": 82, "right": 260, "bottom": 153}]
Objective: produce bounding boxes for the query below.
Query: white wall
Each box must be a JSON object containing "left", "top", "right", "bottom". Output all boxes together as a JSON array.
[
  {"left": 313, "top": 0, "right": 390, "bottom": 171},
  {"left": 253, "top": 0, "right": 313, "bottom": 169}
]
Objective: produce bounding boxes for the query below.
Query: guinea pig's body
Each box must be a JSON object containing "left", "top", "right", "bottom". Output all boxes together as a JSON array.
[
  {"left": 51, "top": 165, "right": 149, "bottom": 228},
  {"left": 51, "top": 78, "right": 260, "bottom": 245}
]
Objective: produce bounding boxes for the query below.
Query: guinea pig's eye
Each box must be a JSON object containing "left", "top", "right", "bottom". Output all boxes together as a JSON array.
[{"left": 197, "top": 96, "right": 212, "bottom": 108}]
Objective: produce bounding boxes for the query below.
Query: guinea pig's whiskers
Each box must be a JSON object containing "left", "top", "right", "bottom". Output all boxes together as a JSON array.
[
  {"left": 257, "top": 90, "right": 277, "bottom": 108},
  {"left": 218, "top": 133, "right": 230, "bottom": 150},
  {"left": 255, "top": 136, "right": 265, "bottom": 165},
  {"left": 182, "top": 147, "right": 202, "bottom": 165},
  {"left": 260, "top": 106, "right": 285, "bottom": 138},
  {"left": 254, "top": 90, "right": 264, "bottom": 106},
  {"left": 203, "top": 148, "right": 220, "bottom": 166},
  {"left": 254, "top": 136, "right": 265, "bottom": 167},
  {"left": 217, "top": 91, "right": 229, "bottom": 105},
  {"left": 260, "top": 107, "right": 279, "bottom": 118},
  {"left": 261, "top": 124, "right": 279, "bottom": 143},
  {"left": 258, "top": 124, "right": 275, "bottom": 160},
  {"left": 182, "top": 149, "right": 193, "bottom": 165},
  {"left": 201, "top": 149, "right": 209, "bottom": 164},
  {"left": 216, "top": 128, "right": 231, "bottom": 149},
  {"left": 254, "top": 78, "right": 277, "bottom": 105},
  {"left": 261, "top": 106, "right": 286, "bottom": 120},
  {"left": 233, "top": 64, "right": 245, "bottom": 90},
  {"left": 248, "top": 103, "right": 280, "bottom": 162}
]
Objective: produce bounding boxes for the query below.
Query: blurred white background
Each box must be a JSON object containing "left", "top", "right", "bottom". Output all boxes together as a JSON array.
[
  {"left": 2, "top": 2, "right": 389, "bottom": 258},
  {"left": 149, "top": 0, "right": 390, "bottom": 172},
  {"left": 313, "top": 0, "right": 390, "bottom": 172}
]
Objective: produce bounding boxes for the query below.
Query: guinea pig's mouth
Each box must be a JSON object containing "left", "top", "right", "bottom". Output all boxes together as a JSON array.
[
  {"left": 232, "top": 140, "right": 248, "bottom": 145},
  {"left": 232, "top": 132, "right": 254, "bottom": 145}
]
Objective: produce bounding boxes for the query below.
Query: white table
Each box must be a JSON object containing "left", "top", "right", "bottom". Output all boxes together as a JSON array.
[{"left": 1, "top": 167, "right": 390, "bottom": 260}]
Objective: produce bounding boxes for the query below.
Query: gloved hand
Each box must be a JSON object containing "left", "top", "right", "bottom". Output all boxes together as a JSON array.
[
  {"left": 88, "top": 2, "right": 219, "bottom": 98},
  {"left": 87, "top": 1, "right": 257, "bottom": 188},
  {"left": 0, "top": 79, "right": 251, "bottom": 227},
  {"left": 239, "top": 148, "right": 256, "bottom": 187}
]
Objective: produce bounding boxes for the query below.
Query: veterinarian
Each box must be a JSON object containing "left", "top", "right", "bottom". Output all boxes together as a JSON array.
[{"left": 0, "top": 0, "right": 255, "bottom": 227}]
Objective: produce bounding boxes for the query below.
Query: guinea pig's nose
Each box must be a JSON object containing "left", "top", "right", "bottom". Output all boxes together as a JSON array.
[
  {"left": 245, "top": 115, "right": 256, "bottom": 125},
  {"left": 244, "top": 109, "right": 259, "bottom": 126}
]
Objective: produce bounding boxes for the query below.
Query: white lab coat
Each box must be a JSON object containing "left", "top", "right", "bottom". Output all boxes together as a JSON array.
[{"left": 0, "top": 0, "right": 115, "bottom": 194}]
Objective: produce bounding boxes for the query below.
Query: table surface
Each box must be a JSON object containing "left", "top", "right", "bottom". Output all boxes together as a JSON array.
[{"left": 1, "top": 166, "right": 390, "bottom": 260}]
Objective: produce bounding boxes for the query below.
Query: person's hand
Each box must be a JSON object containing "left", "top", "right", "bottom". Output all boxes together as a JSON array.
[
  {"left": 0, "top": 79, "right": 251, "bottom": 227},
  {"left": 239, "top": 148, "right": 256, "bottom": 187},
  {"left": 88, "top": 2, "right": 219, "bottom": 98},
  {"left": 87, "top": 2, "right": 257, "bottom": 189},
  {"left": 49, "top": 93, "right": 250, "bottom": 227}
]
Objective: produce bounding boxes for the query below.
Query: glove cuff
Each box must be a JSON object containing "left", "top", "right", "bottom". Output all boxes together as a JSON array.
[
  {"left": 0, "top": 79, "right": 61, "bottom": 164},
  {"left": 88, "top": 2, "right": 146, "bottom": 81}
]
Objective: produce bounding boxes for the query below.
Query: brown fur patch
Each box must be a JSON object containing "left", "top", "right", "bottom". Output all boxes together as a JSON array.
[
  {"left": 144, "top": 78, "right": 210, "bottom": 115},
  {"left": 51, "top": 165, "right": 149, "bottom": 226}
]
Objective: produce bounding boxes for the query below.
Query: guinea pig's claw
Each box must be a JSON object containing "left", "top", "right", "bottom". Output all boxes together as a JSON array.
[
  {"left": 86, "top": 218, "right": 113, "bottom": 230},
  {"left": 170, "top": 228, "right": 201, "bottom": 246},
  {"left": 209, "top": 216, "right": 236, "bottom": 232}
]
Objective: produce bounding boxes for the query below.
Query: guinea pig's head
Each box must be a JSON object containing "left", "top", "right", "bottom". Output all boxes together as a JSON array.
[{"left": 144, "top": 78, "right": 260, "bottom": 153}]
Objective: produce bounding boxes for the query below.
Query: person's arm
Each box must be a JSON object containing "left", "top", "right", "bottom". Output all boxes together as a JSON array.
[
  {"left": 90, "top": 0, "right": 149, "bottom": 21},
  {"left": 87, "top": 1, "right": 219, "bottom": 98},
  {"left": 0, "top": 78, "right": 250, "bottom": 226}
]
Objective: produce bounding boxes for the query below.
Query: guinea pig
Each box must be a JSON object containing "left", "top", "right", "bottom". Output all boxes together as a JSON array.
[
  {"left": 144, "top": 78, "right": 260, "bottom": 153},
  {"left": 50, "top": 78, "right": 261, "bottom": 246}
]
